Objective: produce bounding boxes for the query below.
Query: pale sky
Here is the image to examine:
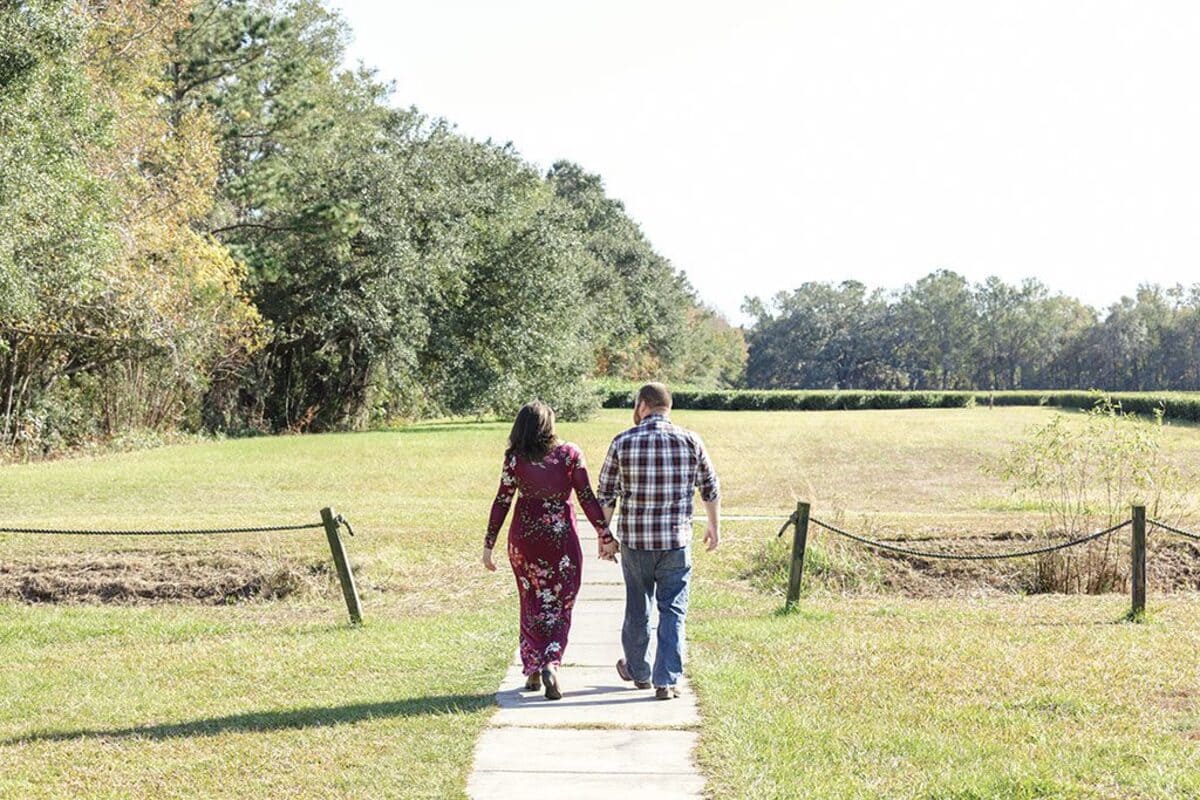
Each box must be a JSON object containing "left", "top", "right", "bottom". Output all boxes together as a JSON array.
[{"left": 329, "top": 0, "right": 1200, "bottom": 324}]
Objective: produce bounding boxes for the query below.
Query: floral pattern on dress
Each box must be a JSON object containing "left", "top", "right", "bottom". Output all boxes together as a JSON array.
[{"left": 516, "top": 499, "right": 573, "bottom": 545}]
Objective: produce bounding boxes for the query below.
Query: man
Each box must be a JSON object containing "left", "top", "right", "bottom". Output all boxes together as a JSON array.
[{"left": 597, "top": 382, "right": 720, "bottom": 700}]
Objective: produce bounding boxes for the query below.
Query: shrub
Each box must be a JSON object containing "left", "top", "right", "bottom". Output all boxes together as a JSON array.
[
  {"left": 600, "top": 389, "right": 1200, "bottom": 423},
  {"left": 988, "top": 397, "right": 1189, "bottom": 594},
  {"left": 740, "top": 535, "right": 872, "bottom": 595}
]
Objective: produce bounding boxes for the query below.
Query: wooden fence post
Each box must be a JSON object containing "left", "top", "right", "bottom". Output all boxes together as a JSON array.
[
  {"left": 1131, "top": 504, "right": 1146, "bottom": 619},
  {"left": 785, "top": 501, "right": 811, "bottom": 611},
  {"left": 322, "top": 507, "right": 363, "bottom": 625}
]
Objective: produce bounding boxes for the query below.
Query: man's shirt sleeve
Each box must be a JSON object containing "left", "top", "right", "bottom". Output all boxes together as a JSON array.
[
  {"left": 596, "top": 439, "right": 622, "bottom": 508},
  {"left": 694, "top": 435, "right": 719, "bottom": 502}
]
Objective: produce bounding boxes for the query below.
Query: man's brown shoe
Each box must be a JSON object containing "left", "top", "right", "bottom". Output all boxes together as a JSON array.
[
  {"left": 655, "top": 685, "right": 681, "bottom": 700},
  {"left": 616, "top": 659, "right": 651, "bottom": 690}
]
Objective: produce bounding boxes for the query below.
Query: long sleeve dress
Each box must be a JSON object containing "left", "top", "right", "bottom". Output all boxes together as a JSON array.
[{"left": 486, "top": 441, "right": 613, "bottom": 676}]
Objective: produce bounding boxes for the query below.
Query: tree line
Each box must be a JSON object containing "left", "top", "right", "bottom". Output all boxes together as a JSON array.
[
  {"left": 7, "top": 2, "right": 1195, "bottom": 459},
  {"left": 1, "top": 0, "right": 745, "bottom": 455},
  {"left": 743, "top": 271, "right": 1200, "bottom": 392}
]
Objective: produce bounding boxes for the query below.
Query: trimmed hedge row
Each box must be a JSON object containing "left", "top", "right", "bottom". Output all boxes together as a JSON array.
[{"left": 600, "top": 389, "right": 1200, "bottom": 422}]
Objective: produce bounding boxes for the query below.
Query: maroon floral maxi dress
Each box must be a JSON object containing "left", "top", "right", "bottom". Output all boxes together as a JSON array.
[{"left": 486, "top": 442, "right": 612, "bottom": 676}]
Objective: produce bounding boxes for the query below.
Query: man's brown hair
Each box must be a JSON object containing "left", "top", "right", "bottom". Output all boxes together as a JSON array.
[{"left": 636, "top": 382, "right": 672, "bottom": 410}]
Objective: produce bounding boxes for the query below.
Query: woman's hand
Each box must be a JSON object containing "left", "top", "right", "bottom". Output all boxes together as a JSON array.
[
  {"left": 598, "top": 538, "right": 619, "bottom": 562},
  {"left": 481, "top": 547, "right": 497, "bottom": 572}
]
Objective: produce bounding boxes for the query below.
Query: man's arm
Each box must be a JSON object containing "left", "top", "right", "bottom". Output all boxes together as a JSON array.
[
  {"left": 702, "top": 497, "right": 720, "bottom": 552},
  {"left": 596, "top": 441, "right": 621, "bottom": 558},
  {"left": 596, "top": 440, "right": 621, "bottom": 509},
  {"left": 694, "top": 436, "right": 720, "bottom": 552}
]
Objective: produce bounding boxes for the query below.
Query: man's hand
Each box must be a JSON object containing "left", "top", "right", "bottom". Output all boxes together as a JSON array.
[
  {"left": 481, "top": 547, "right": 497, "bottom": 572},
  {"left": 703, "top": 523, "right": 720, "bottom": 552}
]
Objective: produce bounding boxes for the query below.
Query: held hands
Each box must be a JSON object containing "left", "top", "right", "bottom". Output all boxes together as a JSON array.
[
  {"left": 481, "top": 547, "right": 497, "bottom": 572},
  {"left": 704, "top": 523, "right": 720, "bottom": 552},
  {"left": 598, "top": 538, "right": 619, "bottom": 562}
]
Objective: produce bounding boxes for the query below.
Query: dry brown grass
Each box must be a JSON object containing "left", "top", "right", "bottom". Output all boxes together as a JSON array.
[{"left": 0, "top": 551, "right": 334, "bottom": 605}]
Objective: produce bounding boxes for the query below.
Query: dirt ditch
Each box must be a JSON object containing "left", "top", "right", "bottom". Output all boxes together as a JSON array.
[
  {"left": 748, "top": 530, "right": 1200, "bottom": 598},
  {"left": 855, "top": 535, "right": 1200, "bottom": 597},
  {"left": 0, "top": 551, "right": 337, "bottom": 605}
]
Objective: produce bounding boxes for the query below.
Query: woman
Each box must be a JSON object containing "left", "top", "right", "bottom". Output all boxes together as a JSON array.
[{"left": 483, "top": 400, "right": 614, "bottom": 700}]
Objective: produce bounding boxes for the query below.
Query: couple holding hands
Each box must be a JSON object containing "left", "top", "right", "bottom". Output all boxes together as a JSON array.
[{"left": 483, "top": 382, "right": 720, "bottom": 701}]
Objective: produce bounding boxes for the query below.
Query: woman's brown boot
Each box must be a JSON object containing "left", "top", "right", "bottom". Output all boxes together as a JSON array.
[{"left": 541, "top": 665, "right": 562, "bottom": 700}]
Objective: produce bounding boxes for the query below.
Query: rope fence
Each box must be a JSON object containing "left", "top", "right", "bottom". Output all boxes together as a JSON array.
[
  {"left": 0, "top": 507, "right": 362, "bottom": 624},
  {"left": 807, "top": 517, "right": 1132, "bottom": 561},
  {"left": 1148, "top": 518, "right": 1200, "bottom": 544},
  {"left": 6, "top": 502, "right": 1196, "bottom": 625},
  {"left": 777, "top": 501, "right": 1200, "bottom": 619},
  {"left": 0, "top": 522, "right": 326, "bottom": 536}
]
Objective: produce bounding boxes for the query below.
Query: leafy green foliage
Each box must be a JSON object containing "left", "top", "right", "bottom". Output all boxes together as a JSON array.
[
  {"left": 0, "top": 0, "right": 263, "bottom": 456},
  {"left": 742, "top": 280, "right": 902, "bottom": 389},
  {"left": 174, "top": 2, "right": 744, "bottom": 431},
  {"left": 412, "top": 145, "right": 595, "bottom": 419},
  {"left": 2, "top": 0, "right": 744, "bottom": 453},
  {"left": 744, "top": 273, "right": 1200, "bottom": 393},
  {"left": 0, "top": 1, "right": 115, "bottom": 329},
  {"left": 1, "top": 1, "right": 260, "bottom": 453}
]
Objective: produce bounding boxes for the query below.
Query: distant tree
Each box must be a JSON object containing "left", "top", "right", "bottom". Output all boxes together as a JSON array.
[
  {"left": 410, "top": 140, "right": 596, "bottom": 418},
  {"left": 673, "top": 305, "right": 747, "bottom": 388},
  {"left": 547, "top": 161, "right": 692, "bottom": 378},
  {"left": 0, "top": 1, "right": 118, "bottom": 448},
  {"left": 743, "top": 281, "right": 898, "bottom": 389},
  {"left": 546, "top": 160, "right": 746, "bottom": 388},
  {"left": 174, "top": 0, "right": 433, "bottom": 430},
  {"left": 896, "top": 270, "right": 977, "bottom": 390},
  {"left": 1161, "top": 285, "right": 1200, "bottom": 389},
  {"left": 1, "top": 0, "right": 257, "bottom": 451},
  {"left": 742, "top": 272, "right": 1200, "bottom": 394},
  {"left": 972, "top": 277, "right": 1070, "bottom": 390},
  {"left": 1027, "top": 294, "right": 1096, "bottom": 388},
  {"left": 86, "top": 0, "right": 263, "bottom": 434}
]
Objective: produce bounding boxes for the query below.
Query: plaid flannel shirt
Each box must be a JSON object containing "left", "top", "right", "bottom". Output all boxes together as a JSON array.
[{"left": 596, "top": 413, "right": 720, "bottom": 550}]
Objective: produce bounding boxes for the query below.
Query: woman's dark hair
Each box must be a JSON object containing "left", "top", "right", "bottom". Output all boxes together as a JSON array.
[{"left": 506, "top": 401, "right": 558, "bottom": 462}]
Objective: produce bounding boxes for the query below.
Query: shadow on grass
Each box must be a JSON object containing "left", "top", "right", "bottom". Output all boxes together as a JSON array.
[
  {"left": 5, "top": 693, "right": 495, "bottom": 744},
  {"left": 772, "top": 603, "right": 834, "bottom": 621}
]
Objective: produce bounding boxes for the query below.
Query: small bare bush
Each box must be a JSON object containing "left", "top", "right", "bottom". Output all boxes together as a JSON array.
[{"left": 990, "top": 396, "right": 1187, "bottom": 593}]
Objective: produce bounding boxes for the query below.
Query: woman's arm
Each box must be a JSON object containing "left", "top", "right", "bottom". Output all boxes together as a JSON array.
[
  {"left": 485, "top": 454, "right": 518, "bottom": 550},
  {"left": 567, "top": 445, "right": 614, "bottom": 545}
]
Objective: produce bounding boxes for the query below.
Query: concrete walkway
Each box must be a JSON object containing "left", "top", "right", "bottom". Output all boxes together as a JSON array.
[{"left": 466, "top": 531, "right": 705, "bottom": 799}]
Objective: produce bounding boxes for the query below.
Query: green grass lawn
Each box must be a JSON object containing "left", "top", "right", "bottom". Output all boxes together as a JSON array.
[
  {"left": 1, "top": 407, "right": 1199, "bottom": 798},
  {"left": 688, "top": 576, "right": 1200, "bottom": 799},
  {"left": 0, "top": 607, "right": 512, "bottom": 798}
]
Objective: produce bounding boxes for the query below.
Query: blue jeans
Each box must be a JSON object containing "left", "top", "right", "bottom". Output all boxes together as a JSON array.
[{"left": 621, "top": 545, "right": 691, "bottom": 688}]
